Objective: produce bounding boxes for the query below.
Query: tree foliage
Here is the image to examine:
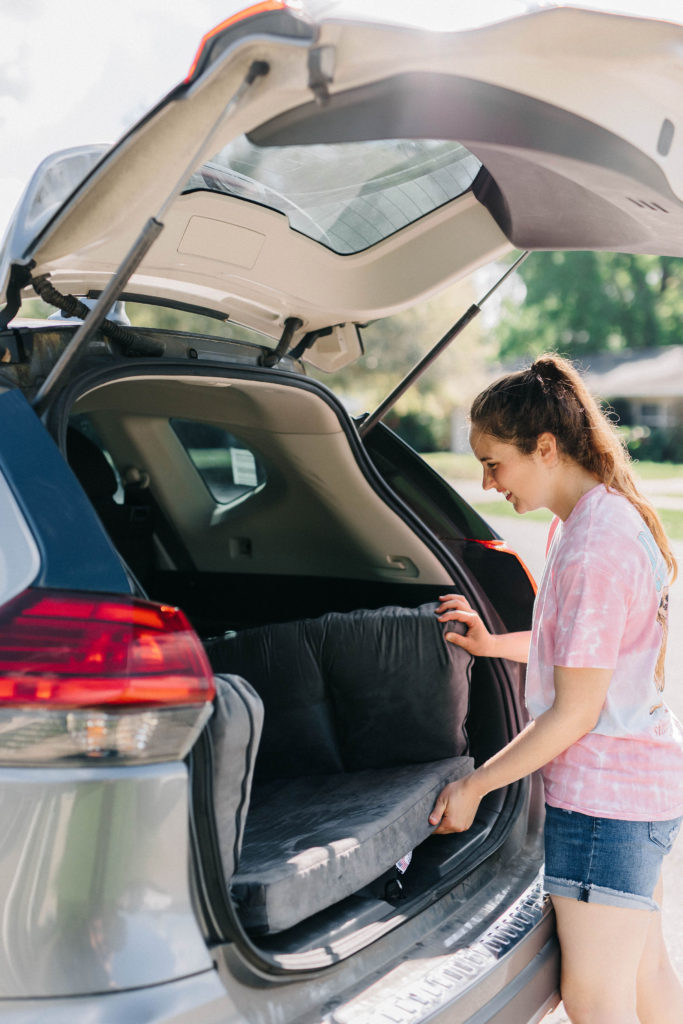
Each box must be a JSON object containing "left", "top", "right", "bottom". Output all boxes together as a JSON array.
[
  {"left": 309, "top": 275, "right": 497, "bottom": 448},
  {"left": 493, "top": 251, "right": 683, "bottom": 360}
]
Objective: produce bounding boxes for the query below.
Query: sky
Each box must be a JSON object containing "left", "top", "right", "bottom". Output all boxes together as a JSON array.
[{"left": 2, "top": 0, "right": 683, "bottom": 243}]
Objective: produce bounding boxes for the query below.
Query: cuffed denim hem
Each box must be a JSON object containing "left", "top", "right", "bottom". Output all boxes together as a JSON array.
[{"left": 544, "top": 873, "right": 659, "bottom": 913}]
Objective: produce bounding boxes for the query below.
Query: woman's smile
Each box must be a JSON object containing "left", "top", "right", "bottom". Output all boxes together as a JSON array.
[{"left": 470, "top": 430, "right": 547, "bottom": 515}]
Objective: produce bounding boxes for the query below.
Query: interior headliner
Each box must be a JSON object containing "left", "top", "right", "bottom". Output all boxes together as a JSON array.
[{"left": 72, "top": 372, "right": 452, "bottom": 584}]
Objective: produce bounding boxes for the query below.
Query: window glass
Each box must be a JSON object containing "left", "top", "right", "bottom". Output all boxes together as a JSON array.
[
  {"left": 183, "top": 137, "right": 481, "bottom": 255},
  {"left": 68, "top": 414, "right": 124, "bottom": 503},
  {"left": 123, "top": 302, "right": 274, "bottom": 347},
  {"left": 171, "top": 419, "right": 266, "bottom": 504}
]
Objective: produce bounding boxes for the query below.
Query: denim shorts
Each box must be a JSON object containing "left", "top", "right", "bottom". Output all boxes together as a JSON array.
[{"left": 543, "top": 804, "right": 682, "bottom": 912}]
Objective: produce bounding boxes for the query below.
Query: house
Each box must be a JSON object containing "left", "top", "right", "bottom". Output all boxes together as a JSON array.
[{"left": 581, "top": 347, "right": 683, "bottom": 430}]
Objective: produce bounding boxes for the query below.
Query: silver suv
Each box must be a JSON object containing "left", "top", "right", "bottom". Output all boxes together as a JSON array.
[{"left": 1, "top": 3, "right": 681, "bottom": 1021}]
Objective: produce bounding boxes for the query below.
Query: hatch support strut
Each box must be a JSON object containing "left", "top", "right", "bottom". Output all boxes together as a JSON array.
[{"left": 358, "top": 251, "right": 529, "bottom": 439}]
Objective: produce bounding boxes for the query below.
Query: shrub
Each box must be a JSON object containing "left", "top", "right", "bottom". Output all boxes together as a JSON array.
[
  {"left": 627, "top": 425, "right": 683, "bottom": 463},
  {"left": 383, "top": 410, "right": 450, "bottom": 452}
]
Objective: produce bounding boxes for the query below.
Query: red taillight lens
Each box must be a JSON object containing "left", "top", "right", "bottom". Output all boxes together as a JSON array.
[
  {"left": 468, "top": 538, "right": 537, "bottom": 593},
  {"left": 0, "top": 590, "right": 215, "bottom": 707}
]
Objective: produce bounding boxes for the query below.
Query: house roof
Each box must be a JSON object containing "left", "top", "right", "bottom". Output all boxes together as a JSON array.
[{"left": 581, "top": 347, "right": 683, "bottom": 400}]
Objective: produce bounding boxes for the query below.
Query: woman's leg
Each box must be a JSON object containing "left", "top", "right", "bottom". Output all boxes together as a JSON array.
[
  {"left": 551, "top": 893, "right": 651, "bottom": 1023},
  {"left": 636, "top": 873, "right": 683, "bottom": 1023}
]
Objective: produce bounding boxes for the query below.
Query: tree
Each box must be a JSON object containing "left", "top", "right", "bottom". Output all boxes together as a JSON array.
[
  {"left": 308, "top": 275, "right": 497, "bottom": 450},
  {"left": 493, "top": 251, "right": 683, "bottom": 360}
]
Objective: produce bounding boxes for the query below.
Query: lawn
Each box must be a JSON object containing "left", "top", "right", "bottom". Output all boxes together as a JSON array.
[
  {"left": 423, "top": 451, "right": 481, "bottom": 480},
  {"left": 422, "top": 452, "right": 683, "bottom": 539},
  {"left": 470, "top": 502, "right": 553, "bottom": 523},
  {"left": 629, "top": 461, "right": 683, "bottom": 480},
  {"left": 654, "top": 509, "right": 683, "bottom": 541},
  {"left": 423, "top": 451, "right": 683, "bottom": 483}
]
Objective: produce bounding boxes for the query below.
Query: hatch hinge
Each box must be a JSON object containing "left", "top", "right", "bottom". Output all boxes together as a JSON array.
[
  {"left": 30, "top": 274, "right": 163, "bottom": 358},
  {"left": 260, "top": 316, "right": 303, "bottom": 368},
  {"left": 0, "top": 262, "right": 35, "bottom": 331},
  {"left": 308, "top": 45, "right": 335, "bottom": 105},
  {"left": 288, "top": 325, "right": 332, "bottom": 361},
  {"left": 32, "top": 216, "right": 165, "bottom": 414}
]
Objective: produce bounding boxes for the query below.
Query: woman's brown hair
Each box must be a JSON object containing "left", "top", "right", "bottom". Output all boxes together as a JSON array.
[{"left": 470, "top": 353, "right": 677, "bottom": 584}]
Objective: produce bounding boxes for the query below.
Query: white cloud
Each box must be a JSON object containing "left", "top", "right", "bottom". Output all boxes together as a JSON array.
[{"left": 0, "top": 0, "right": 243, "bottom": 233}]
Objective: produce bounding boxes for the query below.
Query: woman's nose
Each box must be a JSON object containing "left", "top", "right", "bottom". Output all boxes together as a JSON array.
[{"left": 482, "top": 467, "right": 494, "bottom": 490}]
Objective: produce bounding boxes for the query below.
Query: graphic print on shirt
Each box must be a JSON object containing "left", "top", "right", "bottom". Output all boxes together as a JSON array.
[{"left": 638, "top": 528, "right": 669, "bottom": 708}]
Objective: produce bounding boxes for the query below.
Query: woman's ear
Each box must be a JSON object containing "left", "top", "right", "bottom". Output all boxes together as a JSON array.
[{"left": 536, "top": 432, "right": 559, "bottom": 465}]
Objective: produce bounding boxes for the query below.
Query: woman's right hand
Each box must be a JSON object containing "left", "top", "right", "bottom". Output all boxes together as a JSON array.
[{"left": 436, "top": 594, "right": 496, "bottom": 658}]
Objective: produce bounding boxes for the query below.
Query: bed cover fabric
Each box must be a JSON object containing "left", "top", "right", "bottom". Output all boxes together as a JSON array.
[{"left": 207, "top": 603, "right": 474, "bottom": 934}]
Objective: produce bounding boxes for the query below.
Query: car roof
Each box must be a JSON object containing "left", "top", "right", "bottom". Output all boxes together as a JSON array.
[{"left": 3, "top": 3, "right": 683, "bottom": 361}]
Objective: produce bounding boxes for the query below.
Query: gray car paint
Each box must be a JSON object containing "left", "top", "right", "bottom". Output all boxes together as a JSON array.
[{"left": 0, "top": 763, "right": 212, "bottom": 997}]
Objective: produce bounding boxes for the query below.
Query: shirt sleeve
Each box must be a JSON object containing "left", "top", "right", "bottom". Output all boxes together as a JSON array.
[{"left": 552, "top": 554, "right": 630, "bottom": 669}]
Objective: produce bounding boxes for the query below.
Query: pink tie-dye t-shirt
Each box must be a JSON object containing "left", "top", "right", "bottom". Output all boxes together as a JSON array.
[{"left": 525, "top": 484, "right": 683, "bottom": 821}]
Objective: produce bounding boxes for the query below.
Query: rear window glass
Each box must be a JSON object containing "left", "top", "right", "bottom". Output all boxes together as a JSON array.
[
  {"left": 123, "top": 302, "right": 275, "bottom": 347},
  {"left": 171, "top": 419, "right": 266, "bottom": 505},
  {"left": 183, "top": 137, "right": 481, "bottom": 255}
]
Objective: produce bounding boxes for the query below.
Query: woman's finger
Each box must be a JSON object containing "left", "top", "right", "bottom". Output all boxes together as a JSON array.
[
  {"left": 445, "top": 631, "right": 469, "bottom": 648},
  {"left": 437, "top": 609, "right": 475, "bottom": 624},
  {"left": 429, "top": 793, "right": 446, "bottom": 827},
  {"left": 436, "top": 595, "right": 472, "bottom": 614}
]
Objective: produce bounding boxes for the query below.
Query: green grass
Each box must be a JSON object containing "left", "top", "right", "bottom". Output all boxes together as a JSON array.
[
  {"left": 654, "top": 508, "right": 683, "bottom": 540},
  {"left": 471, "top": 502, "right": 553, "bottom": 523},
  {"left": 423, "top": 451, "right": 683, "bottom": 483},
  {"left": 422, "top": 451, "right": 481, "bottom": 479},
  {"left": 422, "top": 451, "right": 683, "bottom": 539},
  {"left": 630, "top": 461, "right": 683, "bottom": 480},
  {"left": 474, "top": 502, "right": 683, "bottom": 538}
]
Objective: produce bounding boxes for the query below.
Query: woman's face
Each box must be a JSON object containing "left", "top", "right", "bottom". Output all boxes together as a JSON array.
[{"left": 470, "top": 430, "right": 550, "bottom": 515}]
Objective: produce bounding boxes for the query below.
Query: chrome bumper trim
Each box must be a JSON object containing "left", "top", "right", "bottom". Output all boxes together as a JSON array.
[{"left": 330, "top": 872, "right": 550, "bottom": 1024}]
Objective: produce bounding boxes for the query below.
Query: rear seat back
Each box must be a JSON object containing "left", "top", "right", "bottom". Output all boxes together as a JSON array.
[{"left": 207, "top": 603, "right": 471, "bottom": 781}]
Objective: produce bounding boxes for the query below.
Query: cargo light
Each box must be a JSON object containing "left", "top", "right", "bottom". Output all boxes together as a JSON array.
[{"left": 0, "top": 590, "right": 215, "bottom": 764}]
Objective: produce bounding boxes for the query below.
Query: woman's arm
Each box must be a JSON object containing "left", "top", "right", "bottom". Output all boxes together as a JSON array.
[
  {"left": 436, "top": 594, "right": 531, "bottom": 663},
  {"left": 429, "top": 664, "right": 613, "bottom": 833}
]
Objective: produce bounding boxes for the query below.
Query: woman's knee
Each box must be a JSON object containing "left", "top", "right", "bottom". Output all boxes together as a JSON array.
[{"left": 561, "top": 985, "right": 639, "bottom": 1024}]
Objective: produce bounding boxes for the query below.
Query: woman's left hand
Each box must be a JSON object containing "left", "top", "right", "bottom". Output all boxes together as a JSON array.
[{"left": 429, "top": 774, "right": 483, "bottom": 834}]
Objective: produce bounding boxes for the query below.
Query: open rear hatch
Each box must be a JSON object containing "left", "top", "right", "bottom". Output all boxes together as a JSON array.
[{"left": 3, "top": 4, "right": 683, "bottom": 381}]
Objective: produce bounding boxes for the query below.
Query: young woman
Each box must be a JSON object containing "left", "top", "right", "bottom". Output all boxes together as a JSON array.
[{"left": 429, "top": 354, "right": 683, "bottom": 1024}]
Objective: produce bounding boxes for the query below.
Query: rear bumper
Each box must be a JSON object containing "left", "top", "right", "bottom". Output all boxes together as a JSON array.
[
  {"left": 0, "top": 874, "right": 559, "bottom": 1024},
  {"left": 328, "top": 871, "right": 560, "bottom": 1024},
  {"left": 0, "top": 969, "right": 233, "bottom": 1023}
]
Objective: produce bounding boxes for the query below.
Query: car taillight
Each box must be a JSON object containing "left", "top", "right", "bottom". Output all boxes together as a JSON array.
[
  {"left": 468, "top": 538, "right": 538, "bottom": 593},
  {"left": 0, "top": 589, "right": 215, "bottom": 764}
]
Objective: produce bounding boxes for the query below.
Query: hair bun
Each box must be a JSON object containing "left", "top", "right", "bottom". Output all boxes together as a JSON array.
[{"left": 531, "top": 356, "right": 564, "bottom": 382}]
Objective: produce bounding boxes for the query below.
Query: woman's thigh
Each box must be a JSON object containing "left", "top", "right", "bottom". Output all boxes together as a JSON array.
[{"left": 552, "top": 894, "right": 652, "bottom": 1019}]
